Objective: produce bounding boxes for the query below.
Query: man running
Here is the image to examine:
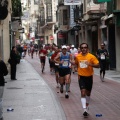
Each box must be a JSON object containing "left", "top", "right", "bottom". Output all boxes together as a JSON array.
[
  {"left": 39, "top": 46, "right": 47, "bottom": 73},
  {"left": 74, "top": 43, "right": 99, "bottom": 117},
  {"left": 70, "top": 45, "right": 78, "bottom": 74},
  {"left": 51, "top": 46, "right": 60, "bottom": 87},
  {"left": 54, "top": 45, "right": 72, "bottom": 99},
  {"left": 96, "top": 43, "right": 109, "bottom": 81}
]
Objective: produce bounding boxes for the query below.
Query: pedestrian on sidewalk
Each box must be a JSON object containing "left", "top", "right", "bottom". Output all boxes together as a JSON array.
[
  {"left": 96, "top": 43, "right": 109, "bottom": 81},
  {"left": 54, "top": 45, "right": 72, "bottom": 99},
  {"left": 73, "top": 43, "right": 99, "bottom": 117},
  {"left": 0, "top": 58, "right": 8, "bottom": 120},
  {"left": 10, "top": 46, "right": 18, "bottom": 80}
]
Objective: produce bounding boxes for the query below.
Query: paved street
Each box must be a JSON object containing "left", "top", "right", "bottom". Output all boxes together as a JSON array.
[{"left": 3, "top": 54, "right": 120, "bottom": 120}]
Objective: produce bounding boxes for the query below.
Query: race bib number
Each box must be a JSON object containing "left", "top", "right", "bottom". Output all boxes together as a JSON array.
[
  {"left": 79, "top": 61, "right": 88, "bottom": 68},
  {"left": 63, "top": 61, "right": 68, "bottom": 67},
  {"left": 55, "top": 63, "right": 59, "bottom": 66},
  {"left": 100, "top": 54, "right": 105, "bottom": 60},
  {"left": 40, "top": 53, "right": 44, "bottom": 56}
]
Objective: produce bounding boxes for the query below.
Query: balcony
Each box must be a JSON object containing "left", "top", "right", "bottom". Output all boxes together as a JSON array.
[
  {"left": 86, "top": 2, "right": 106, "bottom": 14},
  {"left": 83, "top": 1, "right": 106, "bottom": 21},
  {"left": 74, "top": 4, "right": 83, "bottom": 22}
]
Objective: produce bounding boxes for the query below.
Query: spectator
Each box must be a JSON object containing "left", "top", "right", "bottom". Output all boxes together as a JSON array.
[{"left": 10, "top": 46, "right": 18, "bottom": 80}]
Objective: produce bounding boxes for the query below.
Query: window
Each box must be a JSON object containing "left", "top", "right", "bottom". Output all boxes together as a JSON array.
[
  {"left": 34, "top": 0, "right": 39, "bottom": 5},
  {"left": 63, "top": 10, "right": 67, "bottom": 25},
  {"left": 47, "top": 4, "right": 52, "bottom": 19}
]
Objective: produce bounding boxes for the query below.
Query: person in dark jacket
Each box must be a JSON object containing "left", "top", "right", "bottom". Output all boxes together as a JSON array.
[
  {"left": 0, "top": 58, "right": 8, "bottom": 120},
  {"left": 10, "top": 46, "right": 18, "bottom": 80}
]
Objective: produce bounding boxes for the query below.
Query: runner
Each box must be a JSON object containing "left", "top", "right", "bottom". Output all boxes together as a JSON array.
[
  {"left": 54, "top": 45, "right": 72, "bottom": 99},
  {"left": 96, "top": 43, "right": 109, "bottom": 81},
  {"left": 47, "top": 47, "right": 54, "bottom": 73},
  {"left": 70, "top": 45, "right": 78, "bottom": 74},
  {"left": 30, "top": 45, "right": 34, "bottom": 59},
  {"left": 73, "top": 43, "right": 99, "bottom": 117},
  {"left": 34, "top": 44, "right": 38, "bottom": 57},
  {"left": 39, "top": 46, "right": 47, "bottom": 73},
  {"left": 51, "top": 46, "right": 60, "bottom": 87}
]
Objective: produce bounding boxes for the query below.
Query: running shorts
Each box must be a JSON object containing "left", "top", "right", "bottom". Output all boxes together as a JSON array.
[
  {"left": 78, "top": 75, "right": 93, "bottom": 91},
  {"left": 40, "top": 58, "right": 46, "bottom": 64},
  {"left": 59, "top": 68, "right": 71, "bottom": 77}
]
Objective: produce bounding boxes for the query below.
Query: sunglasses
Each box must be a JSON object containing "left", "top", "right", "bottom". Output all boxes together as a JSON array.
[{"left": 80, "top": 47, "right": 88, "bottom": 49}]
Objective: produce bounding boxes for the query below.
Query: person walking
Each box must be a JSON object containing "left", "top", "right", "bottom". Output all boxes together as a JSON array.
[
  {"left": 10, "top": 46, "right": 18, "bottom": 80},
  {"left": 0, "top": 58, "right": 8, "bottom": 120},
  {"left": 74, "top": 43, "right": 99, "bottom": 117},
  {"left": 54, "top": 45, "right": 72, "bottom": 99},
  {"left": 96, "top": 43, "right": 109, "bottom": 81}
]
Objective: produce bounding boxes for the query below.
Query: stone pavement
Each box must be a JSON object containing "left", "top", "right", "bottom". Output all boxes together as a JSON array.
[
  {"left": 25, "top": 55, "right": 120, "bottom": 120},
  {"left": 3, "top": 54, "right": 120, "bottom": 120},
  {"left": 3, "top": 59, "right": 66, "bottom": 120}
]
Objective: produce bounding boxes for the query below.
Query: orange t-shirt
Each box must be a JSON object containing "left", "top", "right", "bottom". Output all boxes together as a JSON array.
[{"left": 75, "top": 53, "right": 99, "bottom": 76}]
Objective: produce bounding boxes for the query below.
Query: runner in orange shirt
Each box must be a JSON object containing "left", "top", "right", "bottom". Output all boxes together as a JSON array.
[{"left": 74, "top": 43, "right": 99, "bottom": 117}]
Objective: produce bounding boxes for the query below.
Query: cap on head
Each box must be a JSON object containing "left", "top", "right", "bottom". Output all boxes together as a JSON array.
[
  {"left": 71, "top": 45, "right": 74, "bottom": 47},
  {"left": 101, "top": 43, "right": 105, "bottom": 46},
  {"left": 62, "top": 45, "right": 67, "bottom": 49}
]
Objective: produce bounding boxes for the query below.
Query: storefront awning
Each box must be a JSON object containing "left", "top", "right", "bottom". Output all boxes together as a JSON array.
[
  {"left": 101, "top": 15, "right": 108, "bottom": 21},
  {"left": 40, "top": 22, "right": 56, "bottom": 29}
]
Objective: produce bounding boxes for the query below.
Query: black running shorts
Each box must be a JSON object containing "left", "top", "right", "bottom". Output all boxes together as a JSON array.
[
  {"left": 59, "top": 68, "right": 71, "bottom": 77},
  {"left": 40, "top": 58, "right": 45, "bottom": 64},
  {"left": 78, "top": 75, "right": 93, "bottom": 91}
]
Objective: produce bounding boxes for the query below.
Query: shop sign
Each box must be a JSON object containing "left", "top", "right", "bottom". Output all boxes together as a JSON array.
[
  {"left": 64, "top": 0, "right": 81, "bottom": 5},
  {"left": 50, "top": 36, "right": 54, "bottom": 40},
  {"left": 40, "top": 38, "right": 44, "bottom": 41},
  {"left": 58, "top": 33, "right": 65, "bottom": 39}
]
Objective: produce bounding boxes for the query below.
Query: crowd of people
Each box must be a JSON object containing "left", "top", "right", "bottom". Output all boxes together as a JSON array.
[
  {"left": 0, "top": 42, "right": 109, "bottom": 119},
  {"left": 24, "top": 42, "right": 108, "bottom": 117}
]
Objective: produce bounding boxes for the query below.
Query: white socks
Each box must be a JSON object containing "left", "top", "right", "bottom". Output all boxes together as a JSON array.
[
  {"left": 81, "top": 98, "right": 86, "bottom": 111},
  {"left": 81, "top": 96, "right": 90, "bottom": 112}
]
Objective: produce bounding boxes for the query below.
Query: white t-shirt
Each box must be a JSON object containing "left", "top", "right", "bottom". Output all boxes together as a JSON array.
[{"left": 70, "top": 48, "right": 78, "bottom": 56}]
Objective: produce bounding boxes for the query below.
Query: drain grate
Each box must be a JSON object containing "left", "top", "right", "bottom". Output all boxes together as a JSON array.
[{"left": 7, "top": 87, "right": 23, "bottom": 89}]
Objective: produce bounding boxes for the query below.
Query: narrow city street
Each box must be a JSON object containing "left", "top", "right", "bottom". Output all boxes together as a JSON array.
[
  {"left": 25, "top": 54, "right": 120, "bottom": 120},
  {"left": 3, "top": 54, "right": 120, "bottom": 120}
]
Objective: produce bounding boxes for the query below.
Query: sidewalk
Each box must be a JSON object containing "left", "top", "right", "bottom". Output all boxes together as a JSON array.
[
  {"left": 3, "top": 55, "right": 120, "bottom": 120},
  {"left": 94, "top": 68, "right": 120, "bottom": 83},
  {"left": 3, "top": 59, "right": 66, "bottom": 120}
]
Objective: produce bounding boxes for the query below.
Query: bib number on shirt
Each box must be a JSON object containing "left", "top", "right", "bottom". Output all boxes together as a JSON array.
[
  {"left": 79, "top": 61, "right": 88, "bottom": 68},
  {"left": 62, "top": 61, "right": 68, "bottom": 67},
  {"left": 40, "top": 53, "right": 45, "bottom": 56},
  {"left": 100, "top": 54, "right": 105, "bottom": 60}
]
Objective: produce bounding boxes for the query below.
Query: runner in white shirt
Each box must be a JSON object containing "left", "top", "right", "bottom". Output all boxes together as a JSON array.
[{"left": 70, "top": 45, "right": 78, "bottom": 74}]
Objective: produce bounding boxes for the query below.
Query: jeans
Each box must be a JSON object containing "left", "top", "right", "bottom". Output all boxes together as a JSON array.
[{"left": 0, "top": 87, "right": 4, "bottom": 119}]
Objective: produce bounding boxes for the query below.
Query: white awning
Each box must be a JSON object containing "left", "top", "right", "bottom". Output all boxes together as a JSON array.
[
  {"left": 101, "top": 15, "right": 108, "bottom": 21},
  {"left": 108, "top": 14, "right": 114, "bottom": 19}
]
